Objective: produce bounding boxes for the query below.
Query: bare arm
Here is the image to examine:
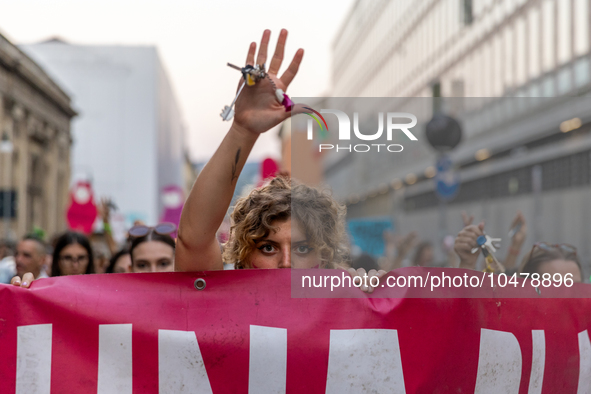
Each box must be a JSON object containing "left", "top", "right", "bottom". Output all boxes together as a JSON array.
[
  {"left": 175, "top": 29, "right": 303, "bottom": 272},
  {"left": 502, "top": 211, "right": 527, "bottom": 270},
  {"left": 100, "top": 198, "right": 118, "bottom": 255}
]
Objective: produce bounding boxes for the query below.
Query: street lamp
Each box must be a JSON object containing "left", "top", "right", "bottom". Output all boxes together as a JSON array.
[{"left": 1, "top": 132, "right": 14, "bottom": 240}]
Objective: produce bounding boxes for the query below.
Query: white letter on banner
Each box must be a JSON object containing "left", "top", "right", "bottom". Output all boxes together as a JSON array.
[
  {"left": 16, "top": 324, "right": 52, "bottom": 394},
  {"left": 577, "top": 329, "right": 591, "bottom": 393},
  {"left": 474, "top": 328, "right": 522, "bottom": 393},
  {"left": 97, "top": 324, "right": 132, "bottom": 394},
  {"left": 158, "top": 330, "right": 213, "bottom": 394},
  {"left": 248, "top": 325, "right": 287, "bottom": 394},
  {"left": 325, "top": 329, "right": 406, "bottom": 393},
  {"left": 528, "top": 330, "right": 545, "bottom": 394}
]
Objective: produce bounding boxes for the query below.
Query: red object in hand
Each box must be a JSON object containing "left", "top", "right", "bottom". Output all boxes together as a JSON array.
[{"left": 66, "top": 181, "right": 98, "bottom": 234}]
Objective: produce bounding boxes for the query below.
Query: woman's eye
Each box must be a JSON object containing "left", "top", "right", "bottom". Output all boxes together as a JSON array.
[
  {"left": 293, "top": 245, "right": 312, "bottom": 254},
  {"left": 159, "top": 260, "right": 171, "bottom": 267},
  {"left": 258, "top": 244, "right": 276, "bottom": 253}
]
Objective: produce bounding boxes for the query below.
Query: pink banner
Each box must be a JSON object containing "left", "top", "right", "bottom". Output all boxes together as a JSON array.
[{"left": 2, "top": 269, "right": 591, "bottom": 392}]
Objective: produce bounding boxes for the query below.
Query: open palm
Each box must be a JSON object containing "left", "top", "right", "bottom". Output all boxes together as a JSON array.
[{"left": 233, "top": 29, "right": 304, "bottom": 136}]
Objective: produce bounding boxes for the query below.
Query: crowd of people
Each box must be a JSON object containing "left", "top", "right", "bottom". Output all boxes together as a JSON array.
[
  {"left": 0, "top": 214, "right": 176, "bottom": 287},
  {"left": 1, "top": 29, "right": 584, "bottom": 290}
]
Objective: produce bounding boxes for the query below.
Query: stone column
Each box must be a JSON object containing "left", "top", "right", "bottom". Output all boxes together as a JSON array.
[
  {"left": 45, "top": 126, "right": 59, "bottom": 236},
  {"left": 14, "top": 106, "right": 28, "bottom": 238},
  {"left": 57, "top": 129, "right": 71, "bottom": 233}
]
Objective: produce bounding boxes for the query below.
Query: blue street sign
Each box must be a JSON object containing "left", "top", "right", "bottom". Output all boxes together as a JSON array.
[{"left": 435, "top": 155, "right": 460, "bottom": 201}]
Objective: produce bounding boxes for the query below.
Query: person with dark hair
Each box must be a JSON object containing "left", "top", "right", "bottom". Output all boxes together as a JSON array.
[
  {"left": 106, "top": 247, "right": 132, "bottom": 274},
  {"left": 51, "top": 231, "right": 95, "bottom": 277},
  {"left": 520, "top": 243, "right": 582, "bottom": 283},
  {"left": 129, "top": 223, "right": 175, "bottom": 273},
  {"left": 412, "top": 241, "right": 434, "bottom": 267},
  {"left": 11, "top": 235, "right": 49, "bottom": 287}
]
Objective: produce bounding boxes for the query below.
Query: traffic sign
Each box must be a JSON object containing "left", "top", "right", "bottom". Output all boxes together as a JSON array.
[{"left": 435, "top": 155, "right": 460, "bottom": 201}]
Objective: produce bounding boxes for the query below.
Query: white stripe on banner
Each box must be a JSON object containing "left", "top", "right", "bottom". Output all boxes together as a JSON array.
[
  {"left": 158, "top": 329, "right": 213, "bottom": 394},
  {"left": 325, "top": 329, "right": 406, "bottom": 393},
  {"left": 248, "top": 325, "right": 287, "bottom": 394},
  {"left": 528, "top": 330, "right": 545, "bottom": 394},
  {"left": 475, "top": 328, "right": 522, "bottom": 393},
  {"left": 16, "top": 324, "right": 52, "bottom": 394},
  {"left": 577, "top": 329, "right": 591, "bottom": 394},
  {"left": 97, "top": 324, "right": 132, "bottom": 394}
]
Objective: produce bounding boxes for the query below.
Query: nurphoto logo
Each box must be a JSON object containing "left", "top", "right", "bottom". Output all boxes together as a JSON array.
[{"left": 303, "top": 109, "right": 418, "bottom": 153}]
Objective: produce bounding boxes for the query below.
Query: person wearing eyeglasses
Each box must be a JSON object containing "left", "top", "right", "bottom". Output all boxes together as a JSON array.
[
  {"left": 51, "top": 232, "right": 95, "bottom": 277},
  {"left": 520, "top": 243, "right": 583, "bottom": 283},
  {"left": 128, "top": 223, "right": 176, "bottom": 273},
  {"left": 11, "top": 232, "right": 93, "bottom": 288}
]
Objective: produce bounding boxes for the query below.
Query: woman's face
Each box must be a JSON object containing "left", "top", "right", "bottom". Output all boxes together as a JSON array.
[
  {"left": 417, "top": 246, "right": 434, "bottom": 267},
  {"left": 132, "top": 241, "right": 174, "bottom": 273},
  {"left": 114, "top": 254, "right": 132, "bottom": 273},
  {"left": 538, "top": 259, "right": 582, "bottom": 283},
  {"left": 58, "top": 243, "right": 90, "bottom": 275},
  {"left": 248, "top": 218, "right": 320, "bottom": 269}
]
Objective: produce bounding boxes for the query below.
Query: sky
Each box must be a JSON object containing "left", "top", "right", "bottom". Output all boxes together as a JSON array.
[{"left": 0, "top": 0, "right": 356, "bottom": 162}]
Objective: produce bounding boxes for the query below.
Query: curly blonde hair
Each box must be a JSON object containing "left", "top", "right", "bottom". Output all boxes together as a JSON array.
[{"left": 223, "top": 176, "right": 349, "bottom": 269}]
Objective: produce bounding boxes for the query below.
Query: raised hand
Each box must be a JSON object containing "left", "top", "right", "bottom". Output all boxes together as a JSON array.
[
  {"left": 232, "top": 29, "right": 304, "bottom": 136},
  {"left": 504, "top": 211, "right": 527, "bottom": 269},
  {"left": 508, "top": 211, "right": 527, "bottom": 248},
  {"left": 346, "top": 267, "right": 388, "bottom": 294},
  {"left": 454, "top": 221, "right": 485, "bottom": 270},
  {"left": 176, "top": 29, "right": 304, "bottom": 272},
  {"left": 461, "top": 210, "right": 474, "bottom": 227}
]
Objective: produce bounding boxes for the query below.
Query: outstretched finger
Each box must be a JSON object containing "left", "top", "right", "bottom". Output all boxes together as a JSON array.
[
  {"left": 245, "top": 42, "right": 256, "bottom": 66},
  {"left": 280, "top": 48, "right": 304, "bottom": 88},
  {"left": 21, "top": 272, "right": 35, "bottom": 288},
  {"left": 256, "top": 29, "right": 271, "bottom": 67},
  {"left": 461, "top": 211, "right": 474, "bottom": 226},
  {"left": 268, "top": 29, "right": 287, "bottom": 75},
  {"left": 510, "top": 211, "right": 525, "bottom": 228}
]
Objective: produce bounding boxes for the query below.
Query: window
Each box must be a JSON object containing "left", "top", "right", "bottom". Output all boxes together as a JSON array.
[
  {"left": 542, "top": 75, "right": 555, "bottom": 97},
  {"left": 574, "top": 57, "right": 590, "bottom": 88},
  {"left": 557, "top": 67, "right": 572, "bottom": 95}
]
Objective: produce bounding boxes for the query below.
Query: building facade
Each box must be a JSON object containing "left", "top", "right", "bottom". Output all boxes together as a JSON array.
[
  {"left": 333, "top": 0, "right": 590, "bottom": 98},
  {"left": 318, "top": 0, "right": 591, "bottom": 267},
  {"left": 21, "top": 40, "right": 187, "bottom": 227},
  {"left": 0, "top": 33, "right": 75, "bottom": 240}
]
